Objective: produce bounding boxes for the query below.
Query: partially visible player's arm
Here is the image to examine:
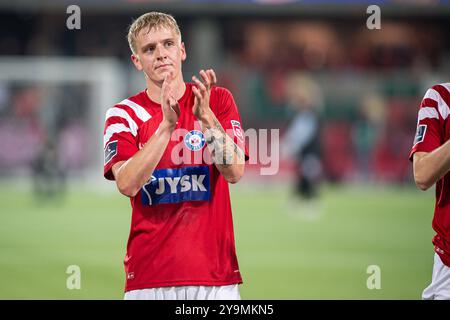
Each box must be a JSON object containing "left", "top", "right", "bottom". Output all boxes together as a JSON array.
[
  {"left": 413, "top": 140, "right": 450, "bottom": 190},
  {"left": 112, "top": 74, "right": 180, "bottom": 197},
  {"left": 192, "top": 69, "right": 245, "bottom": 184}
]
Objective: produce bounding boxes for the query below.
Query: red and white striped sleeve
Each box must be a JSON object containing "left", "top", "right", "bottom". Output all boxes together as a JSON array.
[
  {"left": 409, "top": 84, "right": 450, "bottom": 161},
  {"left": 103, "top": 98, "right": 152, "bottom": 180}
]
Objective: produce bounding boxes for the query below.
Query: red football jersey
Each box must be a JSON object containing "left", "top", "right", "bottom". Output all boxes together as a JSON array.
[
  {"left": 103, "top": 83, "right": 248, "bottom": 292},
  {"left": 410, "top": 83, "right": 450, "bottom": 267}
]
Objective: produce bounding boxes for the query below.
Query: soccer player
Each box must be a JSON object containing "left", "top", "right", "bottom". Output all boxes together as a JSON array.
[
  {"left": 410, "top": 83, "right": 450, "bottom": 300},
  {"left": 103, "top": 12, "right": 248, "bottom": 300}
]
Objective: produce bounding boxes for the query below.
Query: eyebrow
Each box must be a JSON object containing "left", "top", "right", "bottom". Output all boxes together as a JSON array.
[{"left": 140, "top": 38, "right": 176, "bottom": 51}]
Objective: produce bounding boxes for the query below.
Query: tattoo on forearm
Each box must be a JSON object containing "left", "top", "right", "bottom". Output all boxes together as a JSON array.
[
  {"left": 233, "top": 142, "right": 245, "bottom": 162},
  {"left": 212, "top": 118, "right": 226, "bottom": 135},
  {"left": 204, "top": 118, "right": 244, "bottom": 166}
]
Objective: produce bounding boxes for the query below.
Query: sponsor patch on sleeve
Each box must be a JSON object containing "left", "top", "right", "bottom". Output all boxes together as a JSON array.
[
  {"left": 104, "top": 140, "right": 118, "bottom": 165},
  {"left": 413, "top": 124, "right": 427, "bottom": 146},
  {"left": 231, "top": 120, "right": 244, "bottom": 142}
]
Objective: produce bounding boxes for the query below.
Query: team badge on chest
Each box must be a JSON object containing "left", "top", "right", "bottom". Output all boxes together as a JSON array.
[{"left": 184, "top": 130, "right": 206, "bottom": 151}]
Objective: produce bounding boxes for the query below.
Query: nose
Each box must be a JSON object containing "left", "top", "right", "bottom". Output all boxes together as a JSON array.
[{"left": 155, "top": 44, "right": 167, "bottom": 61}]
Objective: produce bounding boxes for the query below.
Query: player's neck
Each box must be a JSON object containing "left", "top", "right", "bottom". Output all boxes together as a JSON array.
[{"left": 146, "top": 76, "right": 186, "bottom": 104}]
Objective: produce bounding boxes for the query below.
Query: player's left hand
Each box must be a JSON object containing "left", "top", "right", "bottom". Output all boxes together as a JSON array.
[{"left": 192, "top": 69, "right": 217, "bottom": 123}]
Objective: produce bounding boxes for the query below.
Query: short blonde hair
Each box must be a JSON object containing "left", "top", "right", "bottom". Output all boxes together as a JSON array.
[{"left": 127, "top": 12, "right": 181, "bottom": 55}]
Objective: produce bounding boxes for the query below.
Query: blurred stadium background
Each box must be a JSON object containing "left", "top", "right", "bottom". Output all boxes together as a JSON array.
[{"left": 0, "top": 0, "right": 449, "bottom": 299}]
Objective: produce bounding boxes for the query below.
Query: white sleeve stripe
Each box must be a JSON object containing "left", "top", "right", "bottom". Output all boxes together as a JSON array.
[
  {"left": 103, "top": 123, "right": 131, "bottom": 148},
  {"left": 424, "top": 88, "right": 450, "bottom": 120},
  {"left": 105, "top": 107, "right": 138, "bottom": 136},
  {"left": 118, "top": 99, "right": 152, "bottom": 122},
  {"left": 440, "top": 83, "right": 450, "bottom": 94},
  {"left": 424, "top": 88, "right": 440, "bottom": 101},
  {"left": 418, "top": 107, "right": 439, "bottom": 122}
]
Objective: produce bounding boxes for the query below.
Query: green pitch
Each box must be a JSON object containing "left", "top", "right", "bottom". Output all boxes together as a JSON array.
[{"left": 0, "top": 182, "right": 435, "bottom": 299}]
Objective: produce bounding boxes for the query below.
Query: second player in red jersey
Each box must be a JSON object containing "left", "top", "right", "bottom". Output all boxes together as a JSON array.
[{"left": 411, "top": 83, "right": 450, "bottom": 299}]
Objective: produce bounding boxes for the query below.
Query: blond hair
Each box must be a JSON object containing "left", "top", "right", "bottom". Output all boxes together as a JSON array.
[{"left": 127, "top": 12, "right": 181, "bottom": 55}]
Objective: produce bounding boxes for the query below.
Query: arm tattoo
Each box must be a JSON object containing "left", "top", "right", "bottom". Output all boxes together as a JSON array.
[
  {"left": 212, "top": 118, "right": 225, "bottom": 133},
  {"left": 204, "top": 118, "right": 244, "bottom": 166}
]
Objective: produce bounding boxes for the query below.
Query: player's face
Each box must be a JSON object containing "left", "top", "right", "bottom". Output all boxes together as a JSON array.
[{"left": 131, "top": 26, "right": 186, "bottom": 83}]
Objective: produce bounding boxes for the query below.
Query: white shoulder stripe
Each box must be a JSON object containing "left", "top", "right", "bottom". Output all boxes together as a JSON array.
[
  {"left": 439, "top": 83, "right": 450, "bottom": 93},
  {"left": 418, "top": 107, "right": 439, "bottom": 122},
  {"left": 423, "top": 88, "right": 440, "bottom": 101},
  {"left": 103, "top": 123, "right": 131, "bottom": 148},
  {"left": 118, "top": 99, "right": 151, "bottom": 122},
  {"left": 424, "top": 88, "right": 450, "bottom": 120},
  {"left": 105, "top": 107, "right": 138, "bottom": 136}
]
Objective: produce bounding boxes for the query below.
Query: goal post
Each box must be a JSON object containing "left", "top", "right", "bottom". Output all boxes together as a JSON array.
[{"left": 0, "top": 56, "right": 126, "bottom": 186}]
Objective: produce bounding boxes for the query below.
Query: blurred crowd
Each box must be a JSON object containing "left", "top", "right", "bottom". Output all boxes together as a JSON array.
[
  {"left": 0, "top": 10, "right": 449, "bottom": 185},
  {"left": 218, "top": 19, "right": 446, "bottom": 184}
]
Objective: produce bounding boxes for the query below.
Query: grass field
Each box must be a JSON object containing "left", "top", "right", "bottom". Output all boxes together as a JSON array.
[{"left": 0, "top": 181, "right": 436, "bottom": 299}]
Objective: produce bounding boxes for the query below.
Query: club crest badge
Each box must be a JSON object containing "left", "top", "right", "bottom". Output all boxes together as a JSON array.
[{"left": 184, "top": 130, "right": 206, "bottom": 151}]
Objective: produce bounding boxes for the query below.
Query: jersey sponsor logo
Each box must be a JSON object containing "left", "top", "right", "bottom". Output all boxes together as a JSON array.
[
  {"left": 104, "top": 140, "right": 118, "bottom": 165},
  {"left": 184, "top": 130, "right": 206, "bottom": 151},
  {"left": 413, "top": 124, "right": 427, "bottom": 146},
  {"left": 141, "top": 166, "right": 210, "bottom": 205},
  {"left": 231, "top": 120, "right": 244, "bottom": 142}
]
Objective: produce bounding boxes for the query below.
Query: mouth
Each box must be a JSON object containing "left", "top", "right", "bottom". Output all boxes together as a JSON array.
[{"left": 156, "top": 64, "right": 172, "bottom": 70}]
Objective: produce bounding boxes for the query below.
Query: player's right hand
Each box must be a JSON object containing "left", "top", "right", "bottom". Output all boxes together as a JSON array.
[{"left": 161, "top": 73, "right": 180, "bottom": 128}]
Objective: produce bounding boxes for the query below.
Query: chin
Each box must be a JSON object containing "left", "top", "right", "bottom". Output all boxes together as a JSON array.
[
  {"left": 157, "top": 68, "right": 171, "bottom": 76},
  {"left": 147, "top": 72, "right": 165, "bottom": 82}
]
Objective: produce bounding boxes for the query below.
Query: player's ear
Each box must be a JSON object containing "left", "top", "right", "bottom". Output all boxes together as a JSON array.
[
  {"left": 131, "top": 54, "right": 143, "bottom": 71},
  {"left": 181, "top": 42, "right": 187, "bottom": 62}
]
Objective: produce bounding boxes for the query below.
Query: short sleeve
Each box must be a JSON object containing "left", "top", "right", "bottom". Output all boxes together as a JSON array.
[
  {"left": 409, "top": 86, "right": 443, "bottom": 161},
  {"left": 210, "top": 87, "right": 249, "bottom": 160},
  {"left": 103, "top": 109, "right": 139, "bottom": 180}
]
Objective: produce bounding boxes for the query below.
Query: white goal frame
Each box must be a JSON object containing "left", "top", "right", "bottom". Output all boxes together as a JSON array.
[{"left": 0, "top": 56, "right": 126, "bottom": 185}]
